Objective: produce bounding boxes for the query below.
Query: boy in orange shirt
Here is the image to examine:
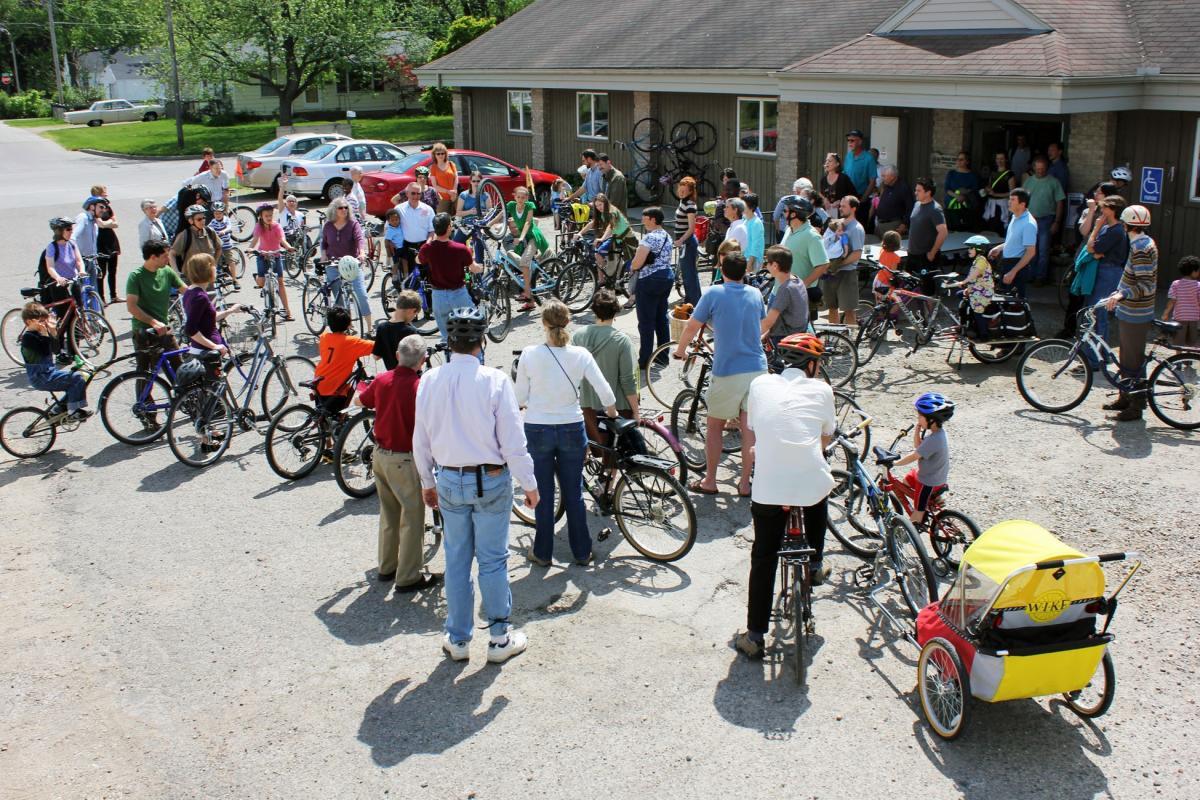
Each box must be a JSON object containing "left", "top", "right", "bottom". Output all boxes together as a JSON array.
[
  {"left": 313, "top": 307, "right": 376, "bottom": 413},
  {"left": 872, "top": 229, "right": 903, "bottom": 302}
]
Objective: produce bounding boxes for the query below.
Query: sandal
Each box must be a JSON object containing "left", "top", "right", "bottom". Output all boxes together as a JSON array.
[
  {"left": 688, "top": 480, "right": 718, "bottom": 495},
  {"left": 518, "top": 300, "right": 536, "bottom": 312}
]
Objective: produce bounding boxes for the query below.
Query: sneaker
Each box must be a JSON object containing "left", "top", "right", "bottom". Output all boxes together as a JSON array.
[
  {"left": 526, "top": 548, "right": 551, "bottom": 567},
  {"left": 574, "top": 552, "right": 594, "bottom": 566},
  {"left": 734, "top": 631, "right": 765, "bottom": 660},
  {"left": 442, "top": 634, "right": 469, "bottom": 662},
  {"left": 69, "top": 408, "right": 93, "bottom": 421},
  {"left": 811, "top": 562, "right": 831, "bottom": 586},
  {"left": 487, "top": 629, "right": 528, "bottom": 664}
]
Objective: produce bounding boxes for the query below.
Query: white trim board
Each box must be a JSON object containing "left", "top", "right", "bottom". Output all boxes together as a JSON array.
[
  {"left": 875, "top": 0, "right": 1052, "bottom": 35},
  {"left": 413, "top": 68, "right": 778, "bottom": 96}
]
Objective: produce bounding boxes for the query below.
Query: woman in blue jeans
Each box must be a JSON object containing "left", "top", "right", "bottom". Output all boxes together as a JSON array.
[
  {"left": 674, "top": 178, "right": 701, "bottom": 305},
  {"left": 515, "top": 300, "right": 618, "bottom": 566},
  {"left": 632, "top": 207, "right": 676, "bottom": 369}
]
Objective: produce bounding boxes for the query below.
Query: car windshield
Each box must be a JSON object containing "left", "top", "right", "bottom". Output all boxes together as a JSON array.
[
  {"left": 300, "top": 144, "right": 336, "bottom": 161},
  {"left": 255, "top": 137, "right": 290, "bottom": 154},
  {"left": 381, "top": 152, "right": 429, "bottom": 174}
]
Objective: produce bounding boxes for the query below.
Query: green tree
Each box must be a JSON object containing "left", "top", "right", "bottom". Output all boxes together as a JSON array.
[
  {"left": 172, "top": 0, "right": 394, "bottom": 125},
  {"left": 419, "top": 15, "right": 497, "bottom": 115}
]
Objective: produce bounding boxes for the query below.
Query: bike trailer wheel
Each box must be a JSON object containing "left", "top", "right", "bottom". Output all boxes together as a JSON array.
[
  {"left": 1063, "top": 650, "right": 1116, "bottom": 718},
  {"left": 918, "top": 637, "right": 971, "bottom": 740}
]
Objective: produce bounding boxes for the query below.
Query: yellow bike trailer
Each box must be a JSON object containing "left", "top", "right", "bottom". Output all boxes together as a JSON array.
[{"left": 914, "top": 520, "right": 1141, "bottom": 739}]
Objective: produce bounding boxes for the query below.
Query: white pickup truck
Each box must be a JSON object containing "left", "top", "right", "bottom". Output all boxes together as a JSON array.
[{"left": 63, "top": 99, "right": 166, "bottom": 127}]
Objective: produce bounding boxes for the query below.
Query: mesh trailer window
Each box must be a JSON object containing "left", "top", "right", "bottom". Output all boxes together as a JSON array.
[{"left": 508, "top": 90, "right": 532, "bottom": 133}]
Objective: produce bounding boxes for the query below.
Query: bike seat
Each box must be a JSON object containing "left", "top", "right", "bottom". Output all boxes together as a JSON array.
[
  {"left": 299, "top": 376, "right": 325, "bottom": 390},
  {"left": 599, "top": 416, "right": 638, "bottom": 436},
  {"left": 195, "top": 349, "right": 223, "bottom": 363},
  {"left": 20, "top": 287, "right": 41, "bottom": 298},
  {"left": 1153, "top": 319, "right": 1182, "bottom": 335},
  {"left": 872, "top": 445, "right": 901, "bottom": 467}
]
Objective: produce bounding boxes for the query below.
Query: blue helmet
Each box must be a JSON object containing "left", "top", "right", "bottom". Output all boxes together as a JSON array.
[
  {"left": 83, "top": 195, "right": 106, "bottom": 209},
  {"left": 914, "top": 392, "right": 955, "bottom": 423},
  {"left": 965, "top": 235, "right": 990, "bottom": 248}
]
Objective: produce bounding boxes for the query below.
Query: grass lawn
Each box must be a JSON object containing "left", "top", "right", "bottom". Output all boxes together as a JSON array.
[
  {"left": 41, "top": 115, "right": 452, "bottom": 156},
  {"left": 5, "top": 117, "right": 64, "bottom": 128}
]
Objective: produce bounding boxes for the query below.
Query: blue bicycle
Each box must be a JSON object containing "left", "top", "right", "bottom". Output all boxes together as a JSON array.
[
  {"left": 381, "top": 259, "right": 439, "bottom": 336},
  {"left": 97, "top": 344, "right": 190, "bottom": 445}
]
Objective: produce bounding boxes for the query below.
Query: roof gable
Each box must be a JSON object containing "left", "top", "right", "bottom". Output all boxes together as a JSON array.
[{"left": 876, "top": 0, "right": 1052, "bottom": 35}]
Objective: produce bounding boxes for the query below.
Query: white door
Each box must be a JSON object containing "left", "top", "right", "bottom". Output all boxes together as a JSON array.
[{"left": 871, "top": 116, "right": 900, "bottom": 169}]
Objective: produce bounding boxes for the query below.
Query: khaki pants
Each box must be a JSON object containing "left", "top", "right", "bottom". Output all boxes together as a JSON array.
[{"left": 374, "top": 448, "right": 425, "bottom": 584}]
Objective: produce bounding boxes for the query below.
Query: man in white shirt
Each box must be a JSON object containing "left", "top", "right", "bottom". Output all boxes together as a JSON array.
[
  {"left": 736, "top": 332, "right": 836, "bottom": 660},
  {"left": 395, "top": 184, "right": 435, "bottom": 276},
  {"left": 413, "top": 306, "right": 538, "bottom": 665},
  {"left": 348, "top": 167, "right": 368, "bottom": 220},
  {"left": 723, "top": 197, "right": 748, "bottom": 251},
  {"left": 186, "top": 160, "right": 231, "bottom": 206}
]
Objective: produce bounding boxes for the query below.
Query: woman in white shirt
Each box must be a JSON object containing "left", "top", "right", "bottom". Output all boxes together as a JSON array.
[
  {"left": 138, "top": 200, "right": 169, "bottom": 247},
  {"left": 516, "top": 299, "right": 618, "bottom": 567}
]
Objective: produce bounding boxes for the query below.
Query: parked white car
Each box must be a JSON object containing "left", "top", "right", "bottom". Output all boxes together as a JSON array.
[
  {"left": 279, "top": 139, "right": 408, "bottom": 200},
  {"left": 236, "top": 132, "right": 352, "bottom": 194},
  {"left": 63, "top": 99, "right": 165, "bottom": 126}
]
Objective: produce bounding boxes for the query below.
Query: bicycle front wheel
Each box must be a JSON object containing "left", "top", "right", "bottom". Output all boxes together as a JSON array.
[
  {"left": 265, "top": 404, "right": 325, "bottom": 480},
  {"left": 167, "top": 385, "right": 234, "bottom": 467},
  {"left": 669, "top": 388, "right": 708, "bottom": 471},
  {"left": 261, "top": 355, "right": 315, "bottom": 419},
  {"left": 646, "top": 342, "right": 699, "bottom": 409},
  {"left": 70, "top": 309, "right": 117, "bottom": 366},
  {"left": 2, "top": 307, "right": 26, "bottom": 366},
  {"left": 889, "top": 514, "right": 938, "bottom": 618},
  {"left": 1016, "top": 339, "right": 1092, "bottom": 413},
  {"left": 927, "top": 508, "right": 980, "bottom": 574},
  {"left": 630, "top": 167, "right": 664, "bottom": 205},
  {"left": 334, "top": 410, "right": 377, "bottom": 497},
  {"left": 231, "top": 248, "right": 247, "bottom": 279},
  {"left": 98, "top": 369, "right": 173, "bottom": 445},
  {"left": 1147, "top": 353, "right": 1200, "bottom": 430},
  {"left": 827, "top": 469, "right": 883, "bottom": 558},
  {"left": 484, "top": 278, "right": 512, "bottom": 343},
  {"left": 631, "top": 117, "right": 664, "bottom": 152},
  {"left": 0, "top": 406, "right": 56, "bottom": 458},
  {"left": 478, "top": 179, "right": 508, "bottom": 240},
  {"left": 229, "top": 205, "right": 256, "bottom": 242},
  {"left": 854, "top": 309, "right": 890, "bottom": 366},
  {"left": 613, "top": 464, "right": 696, "bottom": 562},
  {"left": 556, "top": 260, "right": 598, "bottom": 314},
  {"left": 817, "top": 329, "right": 858, "bottom": 388},
  {"left": 512, "top": 474, "right": 563, "bottom": 526},
  {"left": 302, "top": 279, "right": 328, "bottom": 335}
]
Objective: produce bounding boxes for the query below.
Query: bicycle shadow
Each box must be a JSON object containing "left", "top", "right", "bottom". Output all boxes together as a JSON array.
[
  {"left": 82, "top": 439, "right": 159, "bottom": 469},
  {"left": 1013, "top": 408, "right": 1200, "bottom": 459},
  {"left": 137, "top": 458, "right": 209, "bottom": 492},
  {"left": 357, "top": 660, "right": 508, "bottom": 767},
  {"left": 712, "top": 640, "right": 813, "bottom": 738},
  {"left": 314, "top": 573, "right": 444, "bottom": 646},
  {"left": 0, "top": 449, "right": 80, "bottom": 488}
]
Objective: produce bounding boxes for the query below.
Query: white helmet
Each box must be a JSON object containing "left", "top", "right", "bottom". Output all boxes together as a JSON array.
[
  {"left": 1110, "top": 166, "right": 1132, "bottom": 182},
  {"left": 337, "top": 255, "right": 361, "bottom": 282},
  {"left": 1120, "top": 205, "right": 1151, "bottom": 226}
]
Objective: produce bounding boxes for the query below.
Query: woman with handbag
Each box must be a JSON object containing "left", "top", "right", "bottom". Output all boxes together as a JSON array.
[
  {"left": 515, "top": 299, "right": 618, "bottom": 567},
  {"left": 630, "top": 207, "right": 676, "bottom": 371}
]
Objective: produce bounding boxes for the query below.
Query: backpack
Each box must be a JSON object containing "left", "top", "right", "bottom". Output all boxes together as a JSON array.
[
  {"left": 36, "top": 242, "right": 58, "bottom": 285},
  {"left": 704, "top": 202, "right": 730, "bottom": 256}
]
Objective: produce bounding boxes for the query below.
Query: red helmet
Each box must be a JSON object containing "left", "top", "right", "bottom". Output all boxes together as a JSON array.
[{"left": 778, "top": 333, "right": 824, "bottom": 368}]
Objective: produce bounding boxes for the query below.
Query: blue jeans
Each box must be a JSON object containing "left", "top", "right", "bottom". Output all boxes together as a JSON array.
[
  {"left": 679, "top": 236, "right": 701, "bottom": 306},
  {"left": 432, "top": 286, "right": 474, "bottom": 344},
  {"left": 525, "top": 422, "right": 590, "bottom": 562},
  {"left": 1032, "top": 215, "right": 1055, "bottom": 282},
  {"left": 1088, "top": 264, "right": 1124, "bottom": 346},
  {"left": 322, "top": 264, "right": 371, "bottom": 318},
  {"left": 81, "top": 259, "right": 102, "bottom": 313},
  {"left": 436, "top": 466, "right": 514, "bottom": 643},
  {"left": 635, "top": 270, "right": 674, "bottom": 369},
  {"left": 26, "top": 362, "right": 87, "bottom": 412},
  {"left": 255, "top": 252, "right": 284, "bottom": 277}
]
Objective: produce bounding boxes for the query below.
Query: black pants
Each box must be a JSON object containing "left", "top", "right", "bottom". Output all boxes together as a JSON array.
[
  {"left": 98, "top": 252, "right": 119, "bottom": 300},
  {"left": 747, "top": 499, "right": 828, "bottom": 635},
  {"left": 1062, "top": 292, "right": 1086, "bottom": 336}
]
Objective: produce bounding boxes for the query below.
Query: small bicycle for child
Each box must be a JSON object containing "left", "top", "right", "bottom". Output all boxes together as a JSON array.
[{"left": 0, "top": 358, "right": 104, "bottom": 458}]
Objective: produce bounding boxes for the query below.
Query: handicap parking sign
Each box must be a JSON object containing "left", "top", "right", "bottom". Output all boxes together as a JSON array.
[{"left": 1140, "top": 166, "right": 1163, "bottom": 205}]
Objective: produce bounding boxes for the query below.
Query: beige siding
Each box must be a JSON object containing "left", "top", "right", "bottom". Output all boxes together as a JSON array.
[
  {"left": 547, "top": 90, "right": 634, "bottom": 177},
  {"left": 896, "top": 0, "right": 1022, "bottom": 30},
  {"left": 470, "top": 88, "right": 533, "bottom": 166},
  {"left": 801, "top": 104, "right": 933, "bottom": 191},
  {"left": 226, "top": 81, "right": 415, "bottom": 117}
]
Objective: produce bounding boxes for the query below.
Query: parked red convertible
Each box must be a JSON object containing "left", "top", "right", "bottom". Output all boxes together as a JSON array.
[{"left": 362, "top": 149, "right": 562, "bottom": 218}]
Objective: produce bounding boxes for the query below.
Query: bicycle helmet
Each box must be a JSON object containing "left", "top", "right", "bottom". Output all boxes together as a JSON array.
[
  {"left": 82, "top": 195, "right": 106, "bottom": 210},
  {"left": 254, "top": 202, "right": 274, "bottom": 219},
  {"left": 444, "top": 306, "right": 486, "bottom": 343},
  {"left": 49, "top": 216, "right": 74, "bottom": 232},
  {"left": 914, "top": 392, "right": 955, "bottom": 423},
  {"left": 1110, "top": 166, "right": 1132, "bottom": 182},
  {"left": 175, "top": 358, "right": 209, "bottom": 391},
  {"left": 211, "top": 201, "right": 226, "bottom": 213},
  {"left": 777, "top": 332, "right": 825, "bottom": 369},
  {"left": 1120, "top": 205, "right": 1151, "bottom": 226},
  {"left": 185, "top": 204, "right": 208, "bottom": 219},
  {"left": 781, "top": 195, "right": 813, "bottom": 218},
  {"left": 337, "top": 255, "right": 361, "bottom": 282},
  {"left": 414, "top": 166, "right": 430, "bottom": 177},
  {"left": 964, "top": 234, "right": 990, "bottom": 249}
]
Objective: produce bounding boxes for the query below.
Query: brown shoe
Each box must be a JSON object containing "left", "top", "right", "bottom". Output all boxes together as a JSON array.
[
  {"left": 735, "top": 631, "right": 765, "bottom": 660},
  {"left": 1101, "top": 393, "right": 1129, "bottom": 411}
]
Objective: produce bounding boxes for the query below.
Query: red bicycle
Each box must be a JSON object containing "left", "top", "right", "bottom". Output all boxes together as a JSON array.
[
  {"left": 2, "top": 280, "right": 117, "bottom": 368},
  {"left": 868, "top": 425, "right": 981, "bottom": 576}
]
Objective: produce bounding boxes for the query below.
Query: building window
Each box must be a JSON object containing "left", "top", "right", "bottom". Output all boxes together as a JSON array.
[
  {"left": 260, "top": 81, "right": 278, "bottom": 98},
  {"left": 339, "top": 70, "right": 385, "bottom": 94},
  {"left": 304, "top": 86, "right": 319, "bottom": 104},
  {"left": 1191, "top": 119, "right": 1200, "bottom": 202},
  {"left": 508, "top": 90, "right": 532, "bottom": 133},
  {"left": 577, "top": 92, "right": 608, "bottom": 140},
  {"left": 737, "top": 97, "right": 778, "bottom": 155}
]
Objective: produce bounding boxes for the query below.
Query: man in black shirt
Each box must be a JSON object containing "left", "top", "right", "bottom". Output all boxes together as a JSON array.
[
  {"left": 872, "top": 165, "right": 913, "bottom": 237},
  {"left": 907, "top": 177, "right": 949, "bottom": 293},
  {"left": 374, "top": 290, "right": 423, "bottom": 371}
]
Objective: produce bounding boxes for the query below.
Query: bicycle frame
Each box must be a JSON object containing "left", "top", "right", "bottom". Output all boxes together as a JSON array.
[
  {"left": 131, "top": 346, "right": 189, "bottom": 413},
  {"left": 223, "top": 330, "right": 278, "bottom": 416}
]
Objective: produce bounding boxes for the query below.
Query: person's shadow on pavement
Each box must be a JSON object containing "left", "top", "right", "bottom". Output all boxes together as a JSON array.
[
  {"left": 358, "top": 660, "right": 509, "bottom": 766},
  {"left": 314, "top": 573, "right": 443, "bottom": 646}
]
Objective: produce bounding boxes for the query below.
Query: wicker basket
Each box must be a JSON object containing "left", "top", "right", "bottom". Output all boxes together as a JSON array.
[{"left": 669, "top": 313, "right": 689, "bottom": 340}]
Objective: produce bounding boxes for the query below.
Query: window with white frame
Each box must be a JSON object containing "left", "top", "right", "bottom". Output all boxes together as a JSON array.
[
  {"left": 1191, "top": 119, "right": 1200, "bottom": 202},
  {"left": 577, "top": 92, "right": 609, "bottom": 140},
  {"left": 508, "top": 90, "right": 532, "bottom": 133},
  {"left": 737, "top": 97, "right": 778, "bottom": 155}
]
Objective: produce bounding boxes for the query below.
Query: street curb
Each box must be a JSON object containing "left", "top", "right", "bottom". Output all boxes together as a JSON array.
[{"left": 78, "top": 148, "right": 236, "bottom": 161}]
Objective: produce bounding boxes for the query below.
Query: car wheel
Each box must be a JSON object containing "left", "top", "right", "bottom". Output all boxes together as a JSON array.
[
  {"left": 143, "top": 112, "right": 158, "bottom": 122},
  {"left": 269, "top": 177, "right": 280, "bottom": 197},
  {"left": 87, "top": 119, "right": 102, "bottom": 127},
  {"left": 324, "top": 180, "right": 345, "bottom": 201}
]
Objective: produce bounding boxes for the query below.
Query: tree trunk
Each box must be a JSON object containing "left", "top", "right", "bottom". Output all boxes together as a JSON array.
[{"left": 278, "top": 78, "right": 299, "bottom": 126}]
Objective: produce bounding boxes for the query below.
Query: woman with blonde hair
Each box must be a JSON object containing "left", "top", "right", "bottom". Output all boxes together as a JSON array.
[
  {"left": 515, "top": 299, "right": 618, "bottom": 567},
  {"left": 429, "top": 142, "right": 459, "bottom": 214}
]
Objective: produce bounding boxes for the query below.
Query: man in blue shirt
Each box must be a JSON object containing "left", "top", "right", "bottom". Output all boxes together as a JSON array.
[
  {"left": 844, "top": 129, "right": 877, "bottom": 224},
  {"left": 567, "top": 149, "right": 603, "bottom": 203},
  {"left": 988, "top": 188, "right": 1038, "bottom": 298},
  {"left": 1047, "top": 142, "right": 1070, "bottom": 194},
  {"left": 673, "top": 253, "right": 766, "bottom": 498}
]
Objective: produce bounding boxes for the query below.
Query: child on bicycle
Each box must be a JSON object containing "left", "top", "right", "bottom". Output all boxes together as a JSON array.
[
  {"left": 207, "top": 202, "right": 239, "bottom": 289},
  {"left": 950, "top": 235, "right": 994, "bottom": 339},
  {"left": 18, "top": 302, "right": 91, "bottom": 421},
  {"left": 893, "top": 392, "right": 954, "bottom": 527},
  {"left": 248, "top": 203, "right": 295, "bottom": 320},
  {"left": 549, "top": 177, "right": 570, "bottom": 232},
  {"left": 313, "top": 306, "right": 376, "bottom": 415},
  {"left": 873, "top": 230, "right": 902, "bottom": 303},
  {"left": 1163, "top": 255, "right": 1200, "bottom": 348}
]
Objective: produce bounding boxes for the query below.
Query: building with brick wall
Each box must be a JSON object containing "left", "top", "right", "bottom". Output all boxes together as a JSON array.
[{"left": 417, "top": 0, "right": 1200, "bottom": 264}]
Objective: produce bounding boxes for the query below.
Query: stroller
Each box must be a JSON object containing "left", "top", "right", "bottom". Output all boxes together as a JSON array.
[{"left": 915, "top": 520, "right": 1140, "bottom": 739}]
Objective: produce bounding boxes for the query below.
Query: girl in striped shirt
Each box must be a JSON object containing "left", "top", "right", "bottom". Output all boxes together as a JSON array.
[
  {"left": 1163, "top": 255, "right": 1200, "bottom": 348},
  {"left": 1102, "top": 204, "right": 1157, "bottom": 421}
]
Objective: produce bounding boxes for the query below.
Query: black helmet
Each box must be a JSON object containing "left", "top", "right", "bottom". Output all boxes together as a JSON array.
[
  {"left": 175, "top": 359, "right": 209, "bottom": 391},
  {"left": 444, "top": 306, "right": 486, "bottom": 343},
  {"left": 782, "top": 195, "right": 813, "bottom": 217},
  {"left": 49, "top": 216, "right": 74, "bottom": 232}
]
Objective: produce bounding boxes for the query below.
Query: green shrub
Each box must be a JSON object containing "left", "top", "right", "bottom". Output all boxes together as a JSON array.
[
  {"left": 0, "top": 90, "right": 52, "bottom": 119},
  {"left": 58, "top": 86, "right": 104, "bottom": 111},
  {"left": 421, "top": 86, "right": 451, "bottom": 116}
]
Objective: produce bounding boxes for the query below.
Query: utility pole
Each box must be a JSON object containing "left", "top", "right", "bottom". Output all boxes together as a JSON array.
[
  {"left": 45, "top": 0, "right": 63, "bottom": 103},
  {"left": 164, "top": 0, "right": 185, "bottom": 149},
  {"left": 0, "top": 27, "right": 19, "bottom": 93}
]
